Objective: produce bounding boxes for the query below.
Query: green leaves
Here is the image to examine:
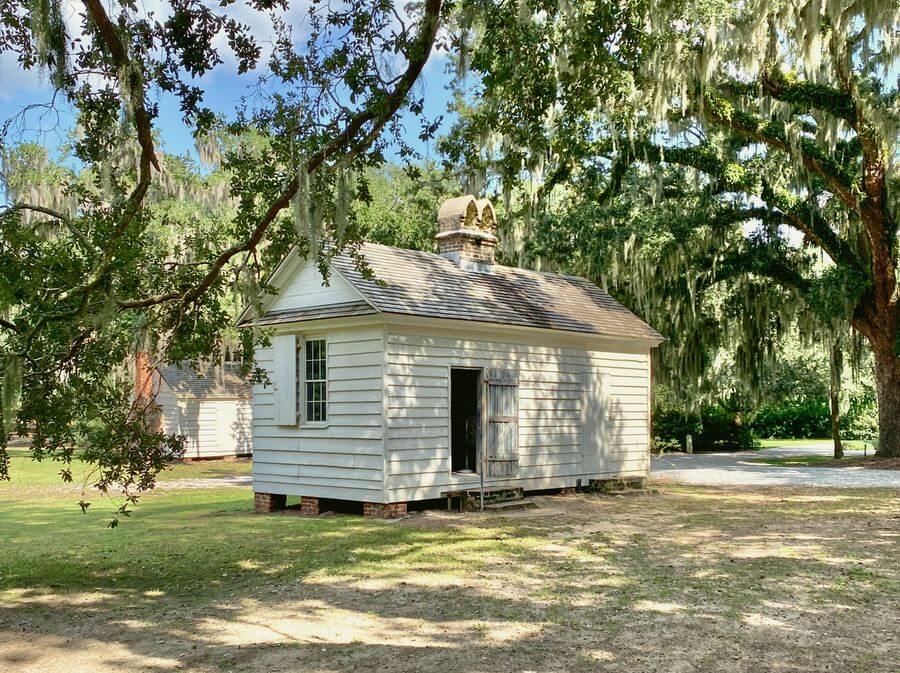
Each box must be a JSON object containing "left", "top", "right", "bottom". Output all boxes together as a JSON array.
[{"left": 1, "top": 0, "right": 449, "bottom": 503}]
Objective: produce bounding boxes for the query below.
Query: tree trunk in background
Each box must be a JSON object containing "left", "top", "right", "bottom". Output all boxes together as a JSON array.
[
  {"left": 829, "top": 341, "right": 843, "bottom": 460},
  {"left": 872, "top": 345, "right": 900, "bottom": 458}
]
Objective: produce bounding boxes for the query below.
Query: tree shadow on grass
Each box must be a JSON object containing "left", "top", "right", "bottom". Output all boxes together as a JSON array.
[{"left": 1, "top": 487, "right": 898, "bottom": 673}]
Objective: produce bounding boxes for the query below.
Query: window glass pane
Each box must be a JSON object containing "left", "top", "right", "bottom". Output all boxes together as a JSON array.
[
  {"left": 302, "top": 339, "right": 327, "bottom": 422},
  {"left": 296, "top": 340, "right": 303, "bottom": 420}
]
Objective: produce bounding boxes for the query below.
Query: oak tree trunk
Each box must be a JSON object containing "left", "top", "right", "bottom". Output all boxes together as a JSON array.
[
  {"left": 872, "top": 344, "right": 900, "bottom": 459},
  {"left": 829, "top": 341, "right": 843, "bottom": 460}
]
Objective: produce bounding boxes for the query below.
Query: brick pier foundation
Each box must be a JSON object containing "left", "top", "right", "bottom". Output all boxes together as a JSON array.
[
  {"left": 363, "top": 502, "right": 407, "bottom": 519},
  {"left": 299, "top": 496, "right": 320, "bottom": 516},
  {"left": 254, "top": 492, "right": 286, "bottom": 513}
]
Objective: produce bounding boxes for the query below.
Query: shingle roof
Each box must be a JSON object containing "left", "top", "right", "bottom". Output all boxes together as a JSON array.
[
  {"left": 158, "top": 362, "right": 251, "bottom": 399},
  {"left": 249, "top": 301, "right": 377, "bottom": 326},
  {"left": 328, "top": 243, "right": 662, "bottom": 341}
]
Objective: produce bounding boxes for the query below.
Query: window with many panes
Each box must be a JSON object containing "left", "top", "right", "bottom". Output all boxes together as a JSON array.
[{"left": 298, "top": 337, "right": 327, "bottom": 423}]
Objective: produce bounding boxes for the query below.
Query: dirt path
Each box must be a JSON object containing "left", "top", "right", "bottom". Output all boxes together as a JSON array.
[{"left": 2, "top": 486, "right": 898, "bottom": 673}]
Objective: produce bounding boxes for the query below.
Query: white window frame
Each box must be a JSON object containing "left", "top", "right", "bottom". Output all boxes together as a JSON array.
[{"left": 297, "top": 334, "right": 329, "bottom": 427}]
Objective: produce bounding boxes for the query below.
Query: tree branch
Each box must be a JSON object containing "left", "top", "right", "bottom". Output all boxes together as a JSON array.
[
  {"left": 588, "top": 136, "right": 865, "bottom": 276},
  {"left": 714, "top": 241, "right": 811, "bottom": 293},
  {"left": 721, "top": 70, "right": 857, "bottom": 125},
  {"left": 760, "top": 183, "right": 865, "bottom": 273},
  {"left": 703, "top": 91, "right": 859, "bottom": 212},
  {"left": 62, "top": 0, "right": 162, "bottom": 302},
  {"left": 1, "top": 202, "right": 95, "bottom": 251},
  {"left": 118, "top": 0, "right": 444, "bottom": 311}
]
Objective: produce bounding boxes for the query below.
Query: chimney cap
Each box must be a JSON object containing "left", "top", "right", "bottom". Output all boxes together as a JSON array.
[
  {"left": 435, "top": 195, "right": 499, "bottom": 268},
  {"left": 437, "top": 195, "right": 496, "bottom": 232},
  {"left": 437, "top": 195, "right": 479, "bottom": 232}
]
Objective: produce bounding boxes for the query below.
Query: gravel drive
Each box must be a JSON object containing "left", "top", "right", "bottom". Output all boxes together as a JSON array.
[
  {"left": 155, "top": 475, "right": 252, "bottom": 489},
  {"left": 651, "top": 441, "right": 899, "bottom": 489}
]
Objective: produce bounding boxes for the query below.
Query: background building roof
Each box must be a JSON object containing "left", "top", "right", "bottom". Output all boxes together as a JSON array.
[{"left": 158, "top": 362, "right": 251, "bottom": 399}]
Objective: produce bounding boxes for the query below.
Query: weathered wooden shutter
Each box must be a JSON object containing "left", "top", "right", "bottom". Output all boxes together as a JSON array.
[
  {"left": 272, "top": 333, "right": 297, "bottom": 425},
  {"left": 485, "top": 368, "right": 519, "bottom": 477}
]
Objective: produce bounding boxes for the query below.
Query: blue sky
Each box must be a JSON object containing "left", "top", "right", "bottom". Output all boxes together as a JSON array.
[{"left": 0, "top": 1, "right": 456, "bottom": 167}]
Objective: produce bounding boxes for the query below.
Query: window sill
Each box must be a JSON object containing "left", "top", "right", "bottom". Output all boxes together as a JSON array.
[
  {"left": 299, "top": 422, "right": 329, "bottom": 430},
  {"left": 450, "top": 471, "right": 481, "bottom": 481}
]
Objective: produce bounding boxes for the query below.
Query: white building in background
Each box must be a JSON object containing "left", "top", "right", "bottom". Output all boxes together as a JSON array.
[{"left": 155, "top": 363, "right": 252, "bottom": 459}]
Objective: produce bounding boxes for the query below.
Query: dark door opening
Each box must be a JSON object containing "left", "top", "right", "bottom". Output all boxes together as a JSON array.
[{"left": 451, "top": 368, "right": 481, "bottom": 473}]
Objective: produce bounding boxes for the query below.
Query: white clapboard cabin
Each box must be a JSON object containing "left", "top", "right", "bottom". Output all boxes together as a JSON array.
[
  {"left": 240, "top": 195, "right": 663, "bottom": 517},
  {"left": 155, "top": 363, "right": 252, "bottom": 459}
]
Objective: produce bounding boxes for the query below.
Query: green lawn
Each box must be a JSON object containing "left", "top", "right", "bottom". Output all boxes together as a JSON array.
[
  {"left": 758, "top": 438, "right": 874, "bottom": 450},
  {"left": 0, "top": 487, "right": 489, "bottom": 597},
  {"left": 0, "top": 448, "right": 251, "bottom": 489},
  {"left": 749, "top": 454, "right": 836, "bottom": 467},
  {"left": 1, "top": 454, "right": 897, "bottom": 672}
]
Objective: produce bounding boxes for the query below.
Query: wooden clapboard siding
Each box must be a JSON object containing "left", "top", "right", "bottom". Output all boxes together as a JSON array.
[
  {"left": 252, "top": 324, "right": 387, "bottom": 502},
  {"left": 268, "top": 259, "right": 364, "bottom": 313},
  {"left": 383, "top": 328, "right": 651, "bottom": 501},
  {"left": 156, "top": 378, "right": 180, "bottom": 437},
  {"left": 154, "top": 375, "right": 251, "bottom": 458}
]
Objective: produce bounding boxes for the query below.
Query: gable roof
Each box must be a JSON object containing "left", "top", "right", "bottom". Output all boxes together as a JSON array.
[
  {"left": 245, "top": 242, "right": 662, "bottom": 342},
  {"left": 158, "top": 362, "right": 251, "bottom": 399}
]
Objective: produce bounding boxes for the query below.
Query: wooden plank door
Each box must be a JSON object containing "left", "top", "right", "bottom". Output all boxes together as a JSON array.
[{"left": 485, "top": 368, "right": 519, "bottom": 477}]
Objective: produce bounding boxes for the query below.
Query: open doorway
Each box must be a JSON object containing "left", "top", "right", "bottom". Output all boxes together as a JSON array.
[{"left": 450, "top": 368, "right": 481, "bottom": 473}]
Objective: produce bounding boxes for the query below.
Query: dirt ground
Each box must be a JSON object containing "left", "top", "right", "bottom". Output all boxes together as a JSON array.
[{"left": 2, "top": 485, "right": 898, "bottom": 673}]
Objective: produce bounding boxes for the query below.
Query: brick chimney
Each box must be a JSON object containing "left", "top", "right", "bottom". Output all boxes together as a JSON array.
[{"left": 435, "top": 195, "right": 498, "bottom": 269}]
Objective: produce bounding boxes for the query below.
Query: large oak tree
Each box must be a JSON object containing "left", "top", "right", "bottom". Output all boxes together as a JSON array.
[{"left": 447, "top": 0, "right": 899, "bottom": 456}]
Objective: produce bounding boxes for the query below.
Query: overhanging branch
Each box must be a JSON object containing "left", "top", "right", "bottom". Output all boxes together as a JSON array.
[
  {"left": 59, "top": 0, "right": 162, "bottom": 304},
  {"left": 118, "top": 0, "right": 444, "bottom": 311},
  {"left": 703, "top": 91, "right": 859, "bottom": 212},
  {"left": 721, "top": 70, "right": 857, "bottom": 126}
]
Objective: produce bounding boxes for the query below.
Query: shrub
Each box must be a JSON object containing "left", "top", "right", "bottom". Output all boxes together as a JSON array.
[
  {"left": 750, "top": 392, "right": 878, "bottom": 440},
  {"left": 652, "top": 404, "right": 757, "bottom": 452},
  {"left": 843, "top": 393, "right": 878, "bottom": 440},
  {"left": 651, "top": 436, "right": 682, "bottom": 454},
  {"left": 750, "top": 397, "right": 830, "bottom": 439}
]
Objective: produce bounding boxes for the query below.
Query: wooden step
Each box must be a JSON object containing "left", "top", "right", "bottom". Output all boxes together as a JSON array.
[
  {"left": 600, "top": 488, "right": 659, "bottom": 497},
  {"left": 484, "top": 498, "right": 538, "bottom": 512}
]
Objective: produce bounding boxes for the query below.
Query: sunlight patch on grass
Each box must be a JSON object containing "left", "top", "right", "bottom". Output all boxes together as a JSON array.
[
  {"left": 742, "top": 612, "right": 794, "bottom": 629},
  {"left": 633, "top": 600, "right": 687, "bottom": 614},
  {"left": 584, "top": 649, "right": 617, "bottom": 662}
]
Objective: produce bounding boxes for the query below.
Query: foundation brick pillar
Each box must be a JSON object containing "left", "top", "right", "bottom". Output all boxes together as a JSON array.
[
  {"left": 364, "top": 502, "right": 407, "bottom": 519},
  {"left": 254, "top": 492, "right": 286, "bottom": 513},
  {"left": 299, "top": 496, "right": 319, "bottom": 516}
]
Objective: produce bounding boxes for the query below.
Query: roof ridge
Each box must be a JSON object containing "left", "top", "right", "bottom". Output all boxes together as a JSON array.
[
  {"left": 354, "top": 241, "right": 598, "bottom": 286},
  {"left": 315, "top": 241, "right": 662, "bottom": 342}
]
